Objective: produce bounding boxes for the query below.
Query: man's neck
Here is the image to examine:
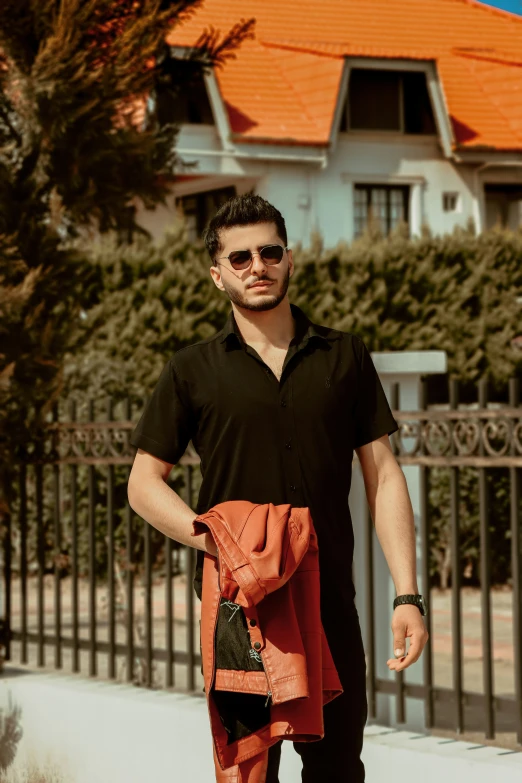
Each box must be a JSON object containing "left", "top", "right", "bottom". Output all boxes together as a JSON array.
[{"left": 232, "top": 300, "right": 296, "bottom": 349}]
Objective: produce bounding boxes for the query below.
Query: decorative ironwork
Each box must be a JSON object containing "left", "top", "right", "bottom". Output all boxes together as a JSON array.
[
  {"left": 23, "top": 407, "right": 522, "bottom": 466},
  {"left": 30, "top": 422, "right": 200, "bottom": 465},
  {"left": 392, "top": 408, "right": 522, "bottom": 467}
]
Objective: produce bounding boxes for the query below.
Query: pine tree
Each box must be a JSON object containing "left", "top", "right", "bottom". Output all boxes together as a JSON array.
[{"left": 0, "top": 1, "right": 254, "bottom": 531}]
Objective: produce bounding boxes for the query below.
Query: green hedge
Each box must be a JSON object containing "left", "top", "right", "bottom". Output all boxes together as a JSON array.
[
  {"left": 24, "top": 222, "right": 521, "bottom": 585},
  {"left": 63, "top": 220, "right": 522, "bottom": 402}
]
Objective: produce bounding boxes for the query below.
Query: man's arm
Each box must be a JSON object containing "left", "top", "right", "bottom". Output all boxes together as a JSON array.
[
  {"left": 127, "top": 448, "right": 218, "bottom": 557},
  {"left": 355, "top": 433, "right": 429, "bottom": 672}
]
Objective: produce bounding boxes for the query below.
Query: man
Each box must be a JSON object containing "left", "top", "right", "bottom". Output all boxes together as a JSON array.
[{"left": 128, "top": 193, "right": 429, "bottom": 782}]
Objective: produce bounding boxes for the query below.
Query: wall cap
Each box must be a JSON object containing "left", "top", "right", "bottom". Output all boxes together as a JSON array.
[{"left": 371, "top": 350, "right": 448, "bottom": 375}]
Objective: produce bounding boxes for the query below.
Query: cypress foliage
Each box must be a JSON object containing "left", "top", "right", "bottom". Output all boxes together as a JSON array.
[
  {"left": 0, "top": 1, "right": 253, "bottom": 529},
  {"left": 62, "top": 224, "right": 227, "bottom": 403},
  {"left": 291, "top": 221, "right": 522, "bottom": 389}
]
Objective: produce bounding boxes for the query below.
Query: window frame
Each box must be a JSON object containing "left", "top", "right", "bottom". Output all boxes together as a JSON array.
[
  {"left": 176, "top": 185, "right": 237, "bottom": 242},
  {"left": 442, "top": 191, "right": 462, "bottom": 214},
  {"left": 153, "top": 71, "right": 215, "bottom": 127},
  {"left": 484, "top": 184, "right": 522, "bottom": 231},
  {"left": 345, "top": 69, "right": 405, "bottom": 134},
  {"left": 353, "top": 183, "right": 410, "bottom": 238},
  {"left": 340, "top": 62, "right": 439, "bottom": 138}
]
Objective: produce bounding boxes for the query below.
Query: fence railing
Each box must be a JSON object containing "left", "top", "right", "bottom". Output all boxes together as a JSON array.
[
  {"left": 365, "top": 376, "right": 521, "bottom": 744},
  {"left": 2, "top": 398, "right": 203, "bottom": 693},
  {"left": 1, "top": 375, "right": 522, "bottom": 744}
]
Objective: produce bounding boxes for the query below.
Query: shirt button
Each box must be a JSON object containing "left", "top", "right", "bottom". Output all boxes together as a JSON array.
[
  {"left": 249, "top": 618, "right": 257, "bottom": 627},
  {"left": 290, "top": 484, "right": 296, "bottom": 491},
  {"left": 280, "top": 400, "right": 287, "bottom": 407},
  {"left": 285, "top": 441, "right": 291, "bottom": 449},
  {"left": 253, "top": 642, "right": 261, "bottom": 651}
]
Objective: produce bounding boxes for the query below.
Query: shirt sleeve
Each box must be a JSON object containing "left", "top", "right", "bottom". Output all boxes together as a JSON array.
[
  {"left": 129, "top": 357, "right": 196, "bottom": 464},
  {"left": 352, "top": 336, "right": 399, "bottom": 449}
]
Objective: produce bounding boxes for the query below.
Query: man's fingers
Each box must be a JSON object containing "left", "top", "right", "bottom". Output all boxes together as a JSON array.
[
  {"left": 393, "top": 635, "right": 405, "bottom": 657},
  {"left": 389, "top": 607, "right": 429, "bottom": 670},
  {"left": 391, "top": 618, "right": 407, "bottom": 657},
  {"left": 389, "top": 628, "right": 427, "bottom": 670},
  {"left": 403, "top": 631, "right": 423, "bottom": 664}
]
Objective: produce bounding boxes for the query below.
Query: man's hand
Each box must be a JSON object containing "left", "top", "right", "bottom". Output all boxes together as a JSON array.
[{"left": 386, "top": 604, "right": 429, "bottom": 672}]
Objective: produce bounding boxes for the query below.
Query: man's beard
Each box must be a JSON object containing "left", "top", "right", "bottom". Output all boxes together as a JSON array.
[{"left": 221, "top": 266, "right": 290, "bottom": 312}]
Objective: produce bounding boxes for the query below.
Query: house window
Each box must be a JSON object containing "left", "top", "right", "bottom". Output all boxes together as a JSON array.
[
  {"left": 153, "top": 50, "right": 214, "bottom": 126},
  {"left": 353, "top": 185, "right": 410, "bottom": 238},
  {"left": 341, "top": 68, "right": 436, "bottom": 134},
  {"left": 155, "top": 73, "right": 214, "bottom": 125},
  {"left": 177, "top": 186, "right": 236, "bottom": 242},
  {"left": 484, "top": 184, "right": 522, "bottom": 231},
  {"left": 443, "top": 192, "right": 461, "bottom": 213}
]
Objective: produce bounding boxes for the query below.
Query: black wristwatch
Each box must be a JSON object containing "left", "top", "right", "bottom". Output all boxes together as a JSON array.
[{"left": 393, "top": 594, "right": 427, "bottom": 617}]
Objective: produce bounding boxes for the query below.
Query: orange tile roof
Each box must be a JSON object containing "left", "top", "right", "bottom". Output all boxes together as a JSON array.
[{"left": 168, "top": 0, "right": 522, "bottom": 151}]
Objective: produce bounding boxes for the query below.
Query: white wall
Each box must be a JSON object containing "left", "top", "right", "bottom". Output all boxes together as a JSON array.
[
  {"left": 256, "top": 134, "right": 478, "bottom": 246},
  {"left": 332, "top": 133, "right": 476, "bottom": 239},
  {"left": 134, "top": 123, "right": 522, "bottom": 248}
]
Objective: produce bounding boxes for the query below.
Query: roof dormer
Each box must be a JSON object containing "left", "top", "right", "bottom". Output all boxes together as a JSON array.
[
  {"left": 341, "top": 67, "right": 436, "bottom": 135},
  {"left": 333, "top": 58, "right": 454, "bottom": 158}
]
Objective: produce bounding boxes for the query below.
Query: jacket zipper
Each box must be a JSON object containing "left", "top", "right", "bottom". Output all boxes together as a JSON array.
[
  {"left": 212, "top": 541, "right": 274, "bottom": 708},
  {"left": 209, "top": 545, "right": 221, "bottom": 693},
  {"left": 257, "top": 645, "right": 274, "bottom": 708}
]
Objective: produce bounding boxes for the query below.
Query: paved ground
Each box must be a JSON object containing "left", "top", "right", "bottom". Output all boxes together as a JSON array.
[
  {"left": 430, "top": 585, "right": 516, "bottom": 696},
  {"left": 4, "top": 576, "right": 521, "bottom": 749}
]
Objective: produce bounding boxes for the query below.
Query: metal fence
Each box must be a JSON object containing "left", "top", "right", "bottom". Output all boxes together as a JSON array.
[
  {"left": 367, "top": 376, "right": 521, "bottom": 744},
  {"left": 1, "top": 375, "right": 522, "bottom": 744},
  {"left": 2, "top": 398, "right": 203, "bottom": 693}
]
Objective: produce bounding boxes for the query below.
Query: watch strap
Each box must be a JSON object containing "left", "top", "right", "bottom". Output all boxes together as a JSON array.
[{"left": 393, "top": 594, "right": 426, "bottom": 615}]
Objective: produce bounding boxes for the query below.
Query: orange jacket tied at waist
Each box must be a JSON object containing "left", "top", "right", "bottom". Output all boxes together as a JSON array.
[{"left": 192, "top": 500, "right": 343, "bottom": 783}]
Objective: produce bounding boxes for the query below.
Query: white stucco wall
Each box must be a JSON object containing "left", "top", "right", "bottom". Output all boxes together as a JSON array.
[
  {"left": 134, "top": 123, "right": 522, "bottom": 248},
  {"left": 258, "top": 133, "right": 478, "bottom": 246}
]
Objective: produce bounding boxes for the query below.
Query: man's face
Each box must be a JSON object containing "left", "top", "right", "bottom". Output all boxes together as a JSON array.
[{"left": 209, "top": 221, "right": 293, "bottom": 313}]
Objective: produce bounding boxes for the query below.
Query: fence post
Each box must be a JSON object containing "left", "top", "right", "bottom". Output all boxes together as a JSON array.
[
  {"left": 509, "top": 377, "right": 522, "bottom": 744},
  {"left": 351, "top": 349, "right": 447, "bottom": 732},
  {"left": 0, "top": 479, "right": 11, "bottom": 665}
]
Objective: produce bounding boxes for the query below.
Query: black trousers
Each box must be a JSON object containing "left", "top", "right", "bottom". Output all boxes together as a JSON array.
[{"left": 265, "top": 604, "right": 368, "bottom": 783}]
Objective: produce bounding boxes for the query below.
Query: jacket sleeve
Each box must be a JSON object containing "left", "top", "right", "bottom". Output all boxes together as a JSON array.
[
  {"left": 192, "top": 505, "right": 310, "bottom": 607},
  {"left": 192, "top": 515, "right": 265, "bottom": 606}
]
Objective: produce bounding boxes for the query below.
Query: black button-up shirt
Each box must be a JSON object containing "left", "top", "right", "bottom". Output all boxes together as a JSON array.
[{"left": 130, "top": 302, "right": 399, "bottom": 610}]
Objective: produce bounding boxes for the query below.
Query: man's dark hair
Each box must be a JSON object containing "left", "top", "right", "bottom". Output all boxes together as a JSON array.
[{"left": 202, "top": 193, "right": 287, "bottom": 264}]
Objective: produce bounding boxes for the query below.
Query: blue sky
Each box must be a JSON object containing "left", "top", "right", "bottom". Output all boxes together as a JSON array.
[{"left": 480, "top": 0, "right": 522, "bottom": 14}]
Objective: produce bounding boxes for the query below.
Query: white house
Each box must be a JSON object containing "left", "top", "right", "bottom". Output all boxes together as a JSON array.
[{"left": 136, "top": 0, "right": 522, "bottom": 248}]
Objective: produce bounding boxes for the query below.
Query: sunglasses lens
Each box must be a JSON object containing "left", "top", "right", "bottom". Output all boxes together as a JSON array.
[
  {"left": 227, "top": 246, "right": 285, "bottom": 268},
  {"left": 229, "top": 250, "right": 252, "bottom": 269},
  {"left": 260, "top": 245, "right": 284, "bottom": 264}
]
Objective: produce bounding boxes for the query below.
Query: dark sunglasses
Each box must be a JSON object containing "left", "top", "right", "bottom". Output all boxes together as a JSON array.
[{"left": 218, "top": 244, "right": 289, "bottom": 270}]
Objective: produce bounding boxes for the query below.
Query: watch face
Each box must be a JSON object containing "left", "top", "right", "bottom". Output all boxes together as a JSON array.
[{"left": 419, "top": 596, "right": 428, "bottom": 616}]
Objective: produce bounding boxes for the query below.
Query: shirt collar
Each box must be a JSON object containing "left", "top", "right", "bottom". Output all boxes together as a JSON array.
[{"left": 219, "top": 303, "right": 342, "bottom": 347}]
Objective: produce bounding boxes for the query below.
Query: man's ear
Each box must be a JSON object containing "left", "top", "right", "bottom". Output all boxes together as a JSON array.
[{"left": 209, "top": 264, "right": 225, "bottom": 291}]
